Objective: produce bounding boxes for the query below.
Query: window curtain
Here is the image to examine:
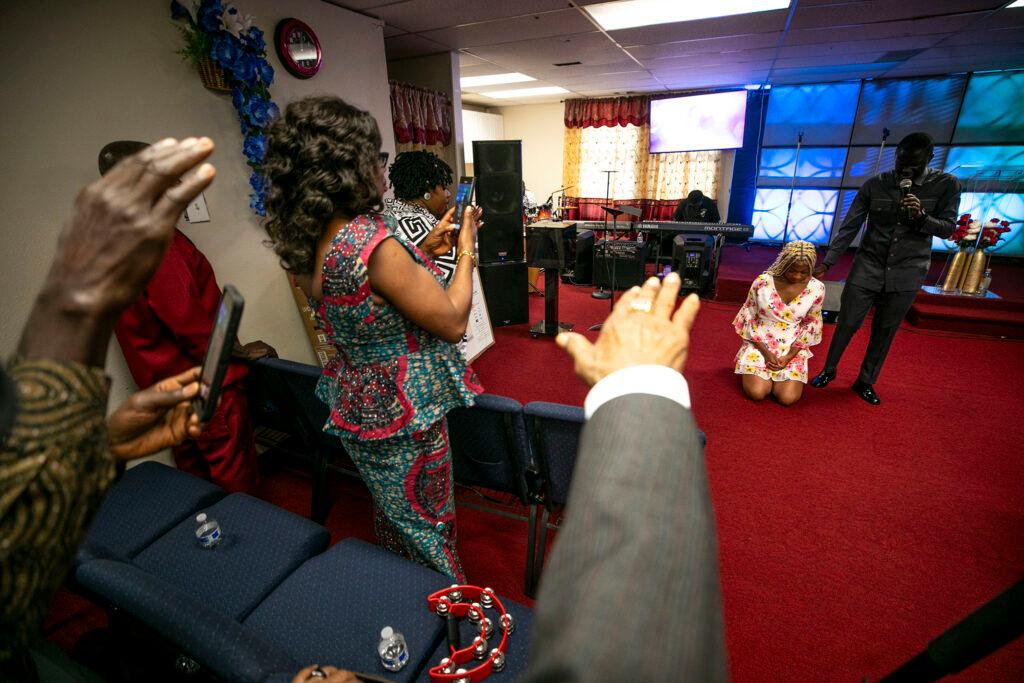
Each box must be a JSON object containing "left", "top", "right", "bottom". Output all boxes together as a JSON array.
[
  {"left": 390, "top": 81, "right": 452, "bottom": 156},
  {"left": 562, "top": 97, "right": 721, "bottom": 221}
]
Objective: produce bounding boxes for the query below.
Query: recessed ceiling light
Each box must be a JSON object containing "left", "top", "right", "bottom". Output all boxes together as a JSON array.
[
  {"left": 485, "top": 86, "right": 570, "bottom": 99},
  {"left": 584, "top": 0, "right": 791, "bottom": 31},
  {"left": 460, "top": 73, "right": 536, "bottom": 88}
]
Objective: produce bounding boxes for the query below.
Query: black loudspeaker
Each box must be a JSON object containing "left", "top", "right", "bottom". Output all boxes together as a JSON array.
[
  {"left": 671, "top": 235, "right": 715, "bottom": 294},
  {"left": 564, "top": 229, "right": 594, "bottom": 284},
  {"left": 478, "top": 261, "right": 528, "bottom": 326},
  {"left": 473, "top": 141, "right": 523, "bottom": 263},
  {"left": 594, "top": 240, "right": 649, "bottom": 289},
  {"left": 822, "top": 280, "right": 844, "bottom": 323},
  {"left": 526, "top": 223, "right": 576, "bottom": 270}
]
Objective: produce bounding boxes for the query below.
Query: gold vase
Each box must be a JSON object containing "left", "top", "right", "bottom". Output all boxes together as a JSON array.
[
  {"left": 940, "top": 248, "right": 968, "bottom": 292},
  {"left": 961, "top": 248, "right": 988, "bottom": 295}
]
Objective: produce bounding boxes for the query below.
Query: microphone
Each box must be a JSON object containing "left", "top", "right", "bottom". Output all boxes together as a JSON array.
[{"left": 899, "top": 178, "right": 913, "bottom": 223}]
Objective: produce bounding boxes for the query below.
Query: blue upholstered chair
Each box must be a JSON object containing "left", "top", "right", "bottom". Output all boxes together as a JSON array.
[
  {"left": 522, "top": 401, "right": 585, "bottom": 594},
  {"left": 245, "top": 538, "right": 451, "bottom": 682},
  {"left": 252, "top": 357, "right": 349, "bottom": 523},
  {"left": 77, "top": 461, "right": 226, "bottom": 566},
  {"left": 131, "top": 493, "right": 330, "bottom": 621},
  {"left": 445, "top": 393, "right": 537, "bottom": 594}
]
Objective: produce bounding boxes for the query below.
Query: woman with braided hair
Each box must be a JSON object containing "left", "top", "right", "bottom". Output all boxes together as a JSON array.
[
  {"left": 261, "top": 97, "right": 483, "bottom": 580},
  {"left": 732, "top": 240, "right": 825, "bottom": 405},
  {"left": 381, "top": 150, "right": 461, "bottom": 284}
]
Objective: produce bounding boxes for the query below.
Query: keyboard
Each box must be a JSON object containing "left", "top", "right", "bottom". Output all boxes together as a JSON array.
[{"left": 636, "top": 221, "right": 753, "bottom": 238}]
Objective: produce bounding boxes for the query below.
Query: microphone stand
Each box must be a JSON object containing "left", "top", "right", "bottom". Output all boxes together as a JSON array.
[
  {"left": 782, "top": 130, "right": 804, "bottom": 243},
  {"left": 591, "top": 170, "right": 616, "bottom": 302}
]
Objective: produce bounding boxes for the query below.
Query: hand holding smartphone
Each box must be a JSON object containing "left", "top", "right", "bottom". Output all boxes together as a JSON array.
[
  {"left": 451, "top": 176, "right": 476, "bottom": 240},
  {"left": 193, "top": 285, "right": 244, "bottom": 422}
]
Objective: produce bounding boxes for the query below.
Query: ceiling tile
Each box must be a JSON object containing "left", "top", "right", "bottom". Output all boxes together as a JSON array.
[
  {"left": 789, "top": 0, "right": 1004, "bottom": 30},
  {"left": 644, "top": 49, "right": 779, "bottom": 71},
  {"left": 777, "top": 35, "right": 946, "bottom": 59},
  {"left": 365, "top": 0, "right": 571, "bottom": 34},
  {"left": 458, "top": 52, "right": 490, "bottom": 68},
  {"left": 382, "top": 25, "right": 407, "bottom": 38},
  {"left": 625, "top": 33, "right": 783, "bottom": 59},
  {"left": 604, "top": 11, "right": 789, "bottom": 47},
  {"left": 384, "top": 33, "right": 452, "bottom": 59},
  {"left": 467, "top": 32, "right": 626, "bottom": 71},
  {"left": 324, "top": 0, "right": 394, "bottom": 11},
  {"left": 417, "top": 10, "right": 594, "bottom": 49},
  {"left": 941, "top": 26, "right": 1024, "bottom": 47},
  {"left": 785, "top": 16, "right": 975, "bottom": 46}
]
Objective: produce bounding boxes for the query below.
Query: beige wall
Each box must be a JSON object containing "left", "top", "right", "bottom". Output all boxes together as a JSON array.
[
  {"left": 496, "top": 102, "right": 566, "bottom": 207},
  {"left": 0, "top": 0, "right": 393, "bottom": 416}
]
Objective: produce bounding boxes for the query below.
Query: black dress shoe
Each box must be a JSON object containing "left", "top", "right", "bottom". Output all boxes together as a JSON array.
[
  {"left": 809, "top": 368, "right": 837, "bottom": 388},
  {"left": 852, "top": 380, "right": 880, "bottom": 405}
]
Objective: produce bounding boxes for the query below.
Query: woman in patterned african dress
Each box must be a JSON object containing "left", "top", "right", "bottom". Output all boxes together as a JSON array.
[
  {"left": 733, "top": 240, "right": 824, "bottom": 406},
  {"left": 261, "top": 97, "right": 482, "bottom": 580}
]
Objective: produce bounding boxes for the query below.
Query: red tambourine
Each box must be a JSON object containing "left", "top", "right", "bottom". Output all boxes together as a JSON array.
[{"left": 426, "top": 585, "right": 514, "bottom": 682}]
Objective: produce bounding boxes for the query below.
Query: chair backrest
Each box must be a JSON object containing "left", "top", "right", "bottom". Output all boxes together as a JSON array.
[
  {"left": 252, "top": 358, "right": 334, "bottom": 449},
  {"left": 447, "top": 393, "right": 532, "bottom": 503},
  {"left": 523, "top": 401, "right": 585, "bottom": 507}
]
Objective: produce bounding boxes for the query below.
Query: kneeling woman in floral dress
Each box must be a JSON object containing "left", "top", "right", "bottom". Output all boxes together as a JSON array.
[
  {"left": 733, "top": 240, "right": 824, "bottom": 406},
  {"left": 262, "top": 97, "right": 482, "bottom": 580}
]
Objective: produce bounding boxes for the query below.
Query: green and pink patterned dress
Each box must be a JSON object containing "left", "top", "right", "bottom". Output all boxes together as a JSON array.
[{"left": 316, "top": 213, "right": 481, "bottom": 580}]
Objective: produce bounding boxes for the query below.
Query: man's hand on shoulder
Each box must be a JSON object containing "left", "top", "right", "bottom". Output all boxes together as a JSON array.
[{"left": 556, "top": 272, "right": 700, "bottom": 387}]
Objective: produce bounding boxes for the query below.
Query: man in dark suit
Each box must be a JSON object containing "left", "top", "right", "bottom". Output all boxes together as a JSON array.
[
  {"left": 526, "top": 273, "right": 727, "bottom": 681},
  {"left": 810, "top": 132, "right": 961, "bottom": 405}
]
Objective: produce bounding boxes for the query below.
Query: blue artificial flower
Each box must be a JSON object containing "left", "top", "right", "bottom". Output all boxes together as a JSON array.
[
  {"left": 170, "top": 0, "right": 192, "bottom": 22},
  {"left": 230, "top": 53, "right": 259, "bottom": 87},
  {"left": 211, "top": 35, "right": 241, "bottom": 69},
  {"left": 197, "top": 0, "right": 224, "bottom": 33},
  {"left": 242, "top": 26, "right": 265, "bottom": 53},
  {"left": 249, "top": 189, "right": 265, "bottom": 216},
  {"left": 266, "top": 101, "right": 280, "bottom": 122},
  {"left": 244, "top": 96, "right": 272, "bottom": 127},
  {"left": 257, "top": 59, "right": 274, "bottom": 87},
  {"left": 249, "top": 172, "right": 266, "bottom": 193},
  {"left": 243, "top": 133, "right": 267, "bottom": 164},
  {"left": 231, "top": 87, "right": 245, "bottom": 112}
]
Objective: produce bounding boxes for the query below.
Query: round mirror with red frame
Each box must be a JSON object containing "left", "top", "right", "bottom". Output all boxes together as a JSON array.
[{"left": 275, "top": 18, "right": 321, "bottom": 79}]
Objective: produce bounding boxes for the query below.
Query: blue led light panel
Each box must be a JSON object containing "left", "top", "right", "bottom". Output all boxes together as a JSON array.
[
  {"left": 954, "top": 71, "right": 1024, "bottom": 144},
  {"left": 753, "top": 188, "right": 838, "bottom": 245},
  {"left": 758, "top": 147, "right": 848, "bottom": 187},
  {"left": 851, "top": 76, "right": 967, "bottom": 146},
  {"left": 763, "top": 82, "right": 861, "bottom": 146},
  {"left": 843, "top": 146, "right": 948, "bottom": 188},
  {"left": 932, "top": 192, "right": 1024, "bottom": 257}
]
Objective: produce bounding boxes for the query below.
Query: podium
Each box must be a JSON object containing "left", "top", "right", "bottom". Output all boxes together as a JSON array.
[{"left": 526, "top": 220, "right": 576, "bottom": 337}]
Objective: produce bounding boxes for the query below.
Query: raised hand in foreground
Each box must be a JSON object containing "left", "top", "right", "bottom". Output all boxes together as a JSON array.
[
  {"left": 556, "top": 272, "right": 701, "bottom": 386},
  {"left": 106, "top": 367, "right": 205, "bottom": 461}
]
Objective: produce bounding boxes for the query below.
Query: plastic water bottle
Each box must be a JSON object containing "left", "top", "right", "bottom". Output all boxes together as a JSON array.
[
  {"left": 377, "top": 626, "right": 408, "bottom": 671},
  {"left": 194, "top": 512, "right": 222, "bottom": 549}
]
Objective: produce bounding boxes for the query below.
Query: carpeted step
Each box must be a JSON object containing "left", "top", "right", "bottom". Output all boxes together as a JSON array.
[{"left": 907, "top": 294, "right": 1024, "bottom": 338}]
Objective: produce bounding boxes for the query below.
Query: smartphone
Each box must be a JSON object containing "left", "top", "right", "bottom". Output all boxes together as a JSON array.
[
  {"left": 451, "top": 176, "right": 476, "bottom": 232},
  {"left": 193, "top": 285, "right": 245, "bottom": 422}
]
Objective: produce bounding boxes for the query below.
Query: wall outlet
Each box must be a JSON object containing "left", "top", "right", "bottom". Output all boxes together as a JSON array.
[{"left": 184, "top": 192, "right": 211, "bottom": 223}]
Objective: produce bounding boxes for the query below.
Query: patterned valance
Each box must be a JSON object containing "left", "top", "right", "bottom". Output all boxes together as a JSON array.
[
  {"left": 390, "top": 81, "right": 452, "bottom": 146},
  {"left": 564, "top": 96, "right": 650, "bottom": 129}
]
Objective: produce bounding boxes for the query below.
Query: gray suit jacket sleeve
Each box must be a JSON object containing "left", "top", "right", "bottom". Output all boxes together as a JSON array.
[{"left": 523, "top": 394, "right": 727, "bottom": 682}]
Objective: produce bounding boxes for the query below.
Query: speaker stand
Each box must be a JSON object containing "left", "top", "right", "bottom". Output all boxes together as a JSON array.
[{"left": 531, "top": 267, "right": 574, "bottom": 338}]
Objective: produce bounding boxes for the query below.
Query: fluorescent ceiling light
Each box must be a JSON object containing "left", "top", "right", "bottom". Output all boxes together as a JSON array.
[
  {"left": 585, "top": 0, "right": 791, "bottom": 31},
  {"left": 485, "top": 86, "right": 569, "bottom": 99},
  {"left": 460, "top": 72, "right": 536, "bottom": 88},
  {"left": 1008, "top": 0, "right": 1024, "bottom": 8}
]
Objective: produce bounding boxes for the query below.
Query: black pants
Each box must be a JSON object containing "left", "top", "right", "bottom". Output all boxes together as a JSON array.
[{"left": 823, "top": 282, "right": 918, "bottom": 385}]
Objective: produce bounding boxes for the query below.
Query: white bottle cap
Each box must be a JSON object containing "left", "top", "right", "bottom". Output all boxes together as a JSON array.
[
  {"left": 196, "top": 513, "right": 207, "bottom": 523},
  {"left": 381, "top": 626, "right": 393, "bottom": 639}
]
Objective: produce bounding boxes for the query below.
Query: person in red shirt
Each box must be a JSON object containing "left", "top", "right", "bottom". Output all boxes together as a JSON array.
[{"left": 100, "top": 141, "right": 275, "bottom": 493}]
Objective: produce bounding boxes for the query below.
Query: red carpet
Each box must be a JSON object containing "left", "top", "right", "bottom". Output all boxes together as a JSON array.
[{"left": 46, "top": 270, "right": 1024, "bottom": 681}]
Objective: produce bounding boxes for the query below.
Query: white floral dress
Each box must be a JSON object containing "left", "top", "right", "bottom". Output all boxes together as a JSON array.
[{"left": 732, "top": 273, "right": 825, "bottom": 383}]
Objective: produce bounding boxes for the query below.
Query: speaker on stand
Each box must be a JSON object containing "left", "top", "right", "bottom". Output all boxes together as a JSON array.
[{"left": 473, "top": 140, "right": 527, "bottom": 326}]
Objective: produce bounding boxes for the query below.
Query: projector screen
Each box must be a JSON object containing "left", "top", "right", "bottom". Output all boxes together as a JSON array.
[{"left": 650, "top": 91, "right": 747, "bottom": 153}]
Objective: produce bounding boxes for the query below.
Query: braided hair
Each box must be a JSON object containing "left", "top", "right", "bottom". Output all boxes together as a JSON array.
[
  {"left": 262, "top": 96, "right": 383, "bottom": 275},
  {"left": 766, "top": 240, "right": 817, "bottom": 277},
  {"left": 388, "top": 151, "right": 453, "bottom": 201}
]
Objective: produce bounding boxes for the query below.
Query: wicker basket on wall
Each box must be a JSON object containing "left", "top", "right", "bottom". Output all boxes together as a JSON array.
[{"left": 197, "top": 56, "right": 230, "bottom": 92}]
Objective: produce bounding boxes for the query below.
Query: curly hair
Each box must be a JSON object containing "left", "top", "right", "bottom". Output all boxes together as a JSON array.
[
  {"left": 766, "top": 240, "right": 817, "bottom": 277},
  {"left": 262, "top": 96, "right": 383, "bottom": 274},
  {"left": 388, "top": 150, "right": 453, "bottom": 200}
]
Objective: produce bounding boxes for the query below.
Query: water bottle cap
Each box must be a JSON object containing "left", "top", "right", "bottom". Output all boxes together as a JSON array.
[
  {"left": 381, "top": 626, "right": 393, "bottom": 639},
  {"left": 196, "top": 513, "right": 207, "bottom": 523}
]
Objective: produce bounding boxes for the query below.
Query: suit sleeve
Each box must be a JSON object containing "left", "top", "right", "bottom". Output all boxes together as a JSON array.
[
  {"left": 824, "top": 183, "right": 870, "bottom": 267},
  {"left": 523, "top": 394, "right": 727, "bottom": 683},
  {"left": 914, "top": 176, "right": 960, "bottom": 239}
]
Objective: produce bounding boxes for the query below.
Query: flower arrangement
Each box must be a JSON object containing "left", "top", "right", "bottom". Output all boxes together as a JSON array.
[
  {"left": 980, "top": 218, "right": 1011, "bottom": 250},
  {"left": 171, "top": 0, "right": 278, "bottom": 215},
  {"left": 950, "top": 213, "right": 981, "bottom": 248}
]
